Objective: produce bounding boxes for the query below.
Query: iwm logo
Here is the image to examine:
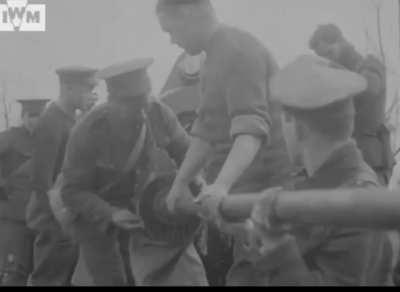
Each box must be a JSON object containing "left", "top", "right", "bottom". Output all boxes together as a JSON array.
[{"left": 0, "top": 0, "right": 45, "bottom": 31}]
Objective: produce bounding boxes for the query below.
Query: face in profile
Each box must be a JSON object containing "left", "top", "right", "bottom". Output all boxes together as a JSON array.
[
  {"left": 22, "top": 112, "right": 40, "bottom": 133},
  {"left": 68, "top": 82, "right": 97, "bottom": 110},
  {"left": 157, "top": 8, "right": 203, "bottom": 56}
]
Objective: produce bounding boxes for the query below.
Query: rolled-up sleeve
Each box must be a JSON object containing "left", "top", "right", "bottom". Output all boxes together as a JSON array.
[{"left": 226, "top": 52, "right": 272, "bottom": 142}]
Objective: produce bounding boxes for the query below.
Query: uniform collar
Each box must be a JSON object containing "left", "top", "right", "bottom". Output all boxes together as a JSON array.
[
  {"left": 52, "top": 101, "right": 76, "bottom": 123},
  {"left": 297, "top": 140, "right": 364, "bottom": 189}
]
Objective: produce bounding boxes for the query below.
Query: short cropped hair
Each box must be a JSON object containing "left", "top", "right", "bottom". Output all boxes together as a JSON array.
[
  {"left": 284, "top": 98, "right": 355, "bottom": 142},
  {"left": 156, "top": 0, "right": 211, "bottom": 13},
  {"left": 309, "top": 23, "right": 344, "bottom": 51}
]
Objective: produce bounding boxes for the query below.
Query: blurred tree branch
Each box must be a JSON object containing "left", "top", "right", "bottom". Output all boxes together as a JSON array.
[{"left": 0, "top": 79, "right": 11, "bottom": 130}]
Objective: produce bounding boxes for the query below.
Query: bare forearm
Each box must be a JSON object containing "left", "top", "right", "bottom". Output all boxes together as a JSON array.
[
  {"left": 214, "top": 135, "right": 262, "bottom": 191},
  {"left": 175, "top": 137, "right": 213, "bottom": 184}
]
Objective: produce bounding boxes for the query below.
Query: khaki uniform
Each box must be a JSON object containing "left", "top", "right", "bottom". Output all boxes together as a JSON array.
[
  {"left": 27, "top": 102, "right": 79, "bottom": 286},
  {"left": 0, "top": 127, "right": 35, "bottom": 286},
  {"left": 61, "top": 98, "right": 207, "bottom": 286},
  {"left": 353, "top": 55, "right": 394, "bottom": 185},
  {"left": 233, "top": 142, "right": 393, "bottom": 286}
]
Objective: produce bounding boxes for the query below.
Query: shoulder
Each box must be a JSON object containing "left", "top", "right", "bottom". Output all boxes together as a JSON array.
[
  {"left": 71, "top": 103, "right": 110, "bottom": 140},
  {"left": 0, "top": 128, "right": 16, "bottom": 146},
  {"left": 349, "top": 162, "right": 380, "bottom": 188},
  {"left": 216, "top": 26, "right": 265, "bottom": 53},
  {"left": 148, "top": 100, "right": 176, "bottom": 126},
  {"left": 359, "top": 55, "right": 385, "bottom": 77},
  {"left": 35, "top": 103, "right": 64, "bottom": 135},
  {"left": 215, "top": 26, "right": 275, "bottom": 76}
]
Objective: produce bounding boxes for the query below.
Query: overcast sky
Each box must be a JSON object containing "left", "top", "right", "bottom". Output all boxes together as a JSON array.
[{"left": 0, "top": 0, "right": 398, "bottom": 129}]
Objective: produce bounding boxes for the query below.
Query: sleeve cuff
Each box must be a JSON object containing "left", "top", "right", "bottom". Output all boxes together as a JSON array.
[
  {"left": 63, "top": 190, "right": 116, "bottom": 231},
  {"left": 230, "top": 114, "right": 271, "bottom": 141}
]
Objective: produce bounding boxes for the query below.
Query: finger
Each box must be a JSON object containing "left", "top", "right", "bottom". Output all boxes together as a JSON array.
[
  {"left": 122, "top": 221, "right": 145, "bottom": 230},
  {"left": 251, "top": 204, "right": 265, "bottom": 225},
  {"left": 166, "top": 195, "right": 177, "bottom": 213},
  {"left": 244, "top": 220, "right": 264, "bottom": 252}
]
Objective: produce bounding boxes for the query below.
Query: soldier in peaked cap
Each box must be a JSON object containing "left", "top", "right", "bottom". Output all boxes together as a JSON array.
[
  {"left": 60, "top": 58, "right": 207, "bottom": 286},
  {"left": 0, "top": 99, "right": 48, "bottom": 286},
  {"left": 229, "top": 55, "right": 393, "bottom": 286},
  {"left": 26, "top": 66, "right": 98, "bottom": 286},
  {"left": 309, "top": 24, "right": 394, "bottom": 186}
]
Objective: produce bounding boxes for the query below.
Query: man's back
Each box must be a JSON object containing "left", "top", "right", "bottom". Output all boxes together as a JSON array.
[{"left": 194, "top": 25, "right": 292, "bottom": 192}]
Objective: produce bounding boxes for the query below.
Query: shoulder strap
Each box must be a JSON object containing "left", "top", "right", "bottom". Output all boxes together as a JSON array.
[
  {"left": 123, "top": 113, "right": 147, "bottom": 173},
  {"left": 99, "top": 112, "right": 148, "bottom": 195},
  {"left": 146, "top": 102, "right": 171, "bottom": 149}
]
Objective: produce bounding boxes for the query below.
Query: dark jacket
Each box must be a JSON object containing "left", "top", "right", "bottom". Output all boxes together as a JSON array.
[
  {"left": 60, "top": 98, "right": 189, "bottom": 232},
  {"left": 27, "top": 102, "right": 76, "bottom": 230},
  {"left": 191, "top": 25, "right": 293, "bottom": 192},
  {"left": 256, "top": 141, "right": 393, "bottom": 286},
  {"left": 0, "top": 126, "right": 33, "bottom": 221},
  {"left": 353, "top": 55, "right": 394, "bottom": 174}
]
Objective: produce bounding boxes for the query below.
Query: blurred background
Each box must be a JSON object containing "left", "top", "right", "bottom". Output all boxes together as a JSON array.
[{"left": 0, "top": 0, "right": 399, "bottom": 153}]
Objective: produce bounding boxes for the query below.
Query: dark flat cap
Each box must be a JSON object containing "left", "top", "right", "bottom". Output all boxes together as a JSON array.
[
  {"left": 56, "top": 66, "right": 98, "bottom": 86},
  {"left": 96, "top": 58, "right": 154, "bottom": 98},
  {"left": 17, "top": 99, "right": 50, "bottom": 116},
  {"left": 270, "top": 55, "right": 367, "bottom": 110}
]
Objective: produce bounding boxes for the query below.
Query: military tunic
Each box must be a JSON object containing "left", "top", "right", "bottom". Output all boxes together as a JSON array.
[
  {"left": 0, "top": 126, "right": 35, "bottom": 286},
  {"left": 61, "top": 97, "right": 207, "bottom": 286},
  {"left": 353, "top": 55, "right": 394, "bottom": 185},
  {"left": 26, "top": 102, "right": 79, "bottom": 286},
  {"left": 231, "top": 141, "right": 393, "bottom": 286}
]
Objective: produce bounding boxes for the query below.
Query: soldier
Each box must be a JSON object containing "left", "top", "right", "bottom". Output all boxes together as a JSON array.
[
  {"left": 309, "top": 23, "right": 394, "bottom": 185},
  {"left": 26, "top": 67, "right": 98, "bottom": 286},
  {"left": 156, "top": 0, "right": 293, "bottom": 285},
  {"left": 60, "top": 58, "right": 208, "bottom": 286},
  {"left": 230, "top": 55, "right": 393, "bottom": 285},
  {"left": 0, "top": 99, "right": 48, "bottom": 286}
]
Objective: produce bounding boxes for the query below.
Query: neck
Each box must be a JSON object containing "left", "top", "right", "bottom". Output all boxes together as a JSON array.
[
  {"left": 302, "top": 138, "right": 350, "bottom": 177},
  {"left": 56, "top": 96, "right": 76, "bottom": 118}
]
